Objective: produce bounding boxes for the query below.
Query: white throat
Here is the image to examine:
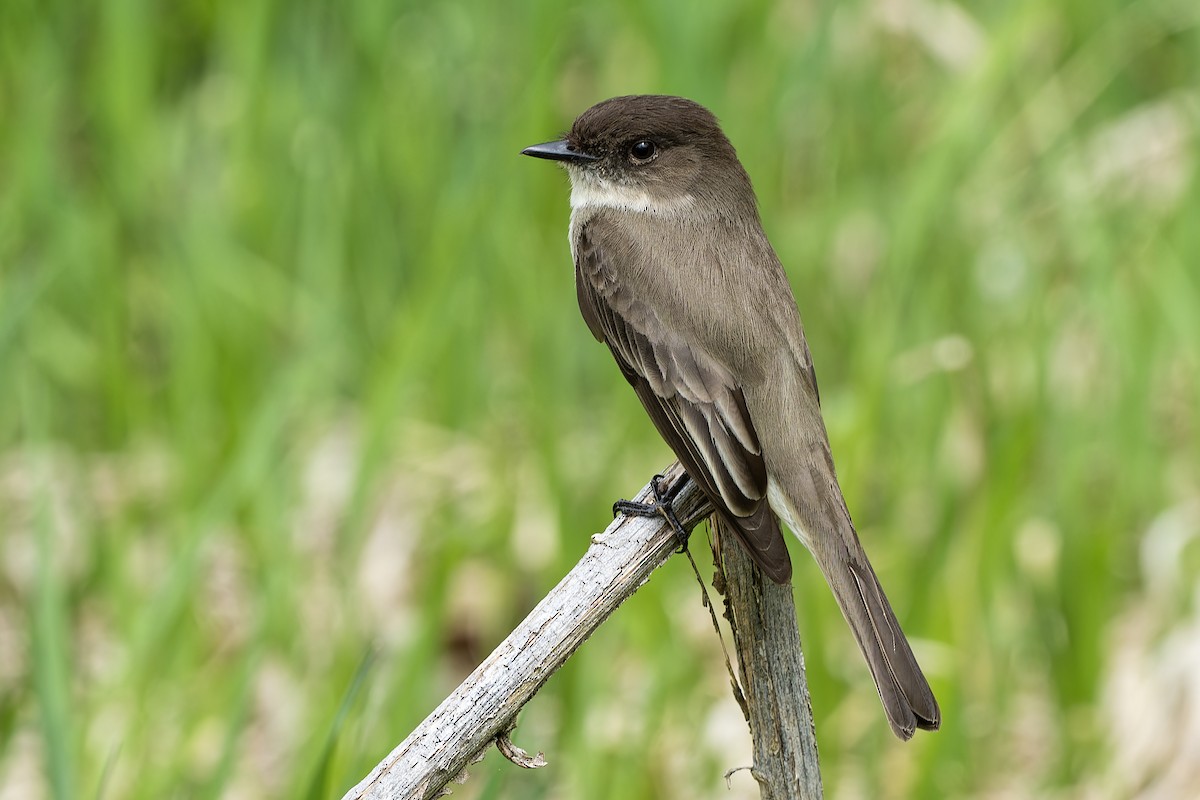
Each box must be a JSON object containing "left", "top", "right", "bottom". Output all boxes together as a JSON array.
[{"left": 567, "top": 170, "right": 695, "bottom": 217}]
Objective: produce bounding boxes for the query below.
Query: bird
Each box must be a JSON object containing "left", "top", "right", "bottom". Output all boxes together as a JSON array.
[{"left": 522, "top": 95, "right": 939, "bottom": 739}]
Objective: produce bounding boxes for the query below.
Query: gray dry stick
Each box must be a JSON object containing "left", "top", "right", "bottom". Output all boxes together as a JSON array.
[
  {"left": 341, "top": 463, "right": 822, "bottom": 799},
  {"left": 717, "top": 517, "right": 823, "bottom": 799}
]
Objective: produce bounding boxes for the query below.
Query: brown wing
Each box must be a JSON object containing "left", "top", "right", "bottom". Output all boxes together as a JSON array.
[{"left": 574, "top": 219, "right": 791, "bottom": 583}]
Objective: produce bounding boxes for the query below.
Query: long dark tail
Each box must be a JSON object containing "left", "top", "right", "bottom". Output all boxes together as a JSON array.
[{"left": 820, "top": 546, "right": 940, "bottom": 739}]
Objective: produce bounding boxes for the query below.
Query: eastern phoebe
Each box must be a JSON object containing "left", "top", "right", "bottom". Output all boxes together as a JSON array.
[{"left": 522, "top": 95, "right": 939, "bottom": 739}]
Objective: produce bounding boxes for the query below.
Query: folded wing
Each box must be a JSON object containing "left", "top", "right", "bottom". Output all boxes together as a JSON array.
[{"left": 574, "top": 219, "right": 791, "bottom": 583}]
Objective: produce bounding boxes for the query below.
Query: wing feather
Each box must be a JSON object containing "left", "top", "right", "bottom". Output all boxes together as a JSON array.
[{"left": 574, "top": 218, "right": 791, "bottom": 583}]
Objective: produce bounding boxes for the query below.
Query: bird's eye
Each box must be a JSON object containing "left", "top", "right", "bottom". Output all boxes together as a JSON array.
[{"left": 629, "top": 140, "right": 657, "bottom": 162}]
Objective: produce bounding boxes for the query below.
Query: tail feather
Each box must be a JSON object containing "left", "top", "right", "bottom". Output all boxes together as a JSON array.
[
  {"left": 766, "top": 469, "right": 941, "bottom": 738},
  {"left": 834, "top": 555, "right": 940, "bottom": 738}
]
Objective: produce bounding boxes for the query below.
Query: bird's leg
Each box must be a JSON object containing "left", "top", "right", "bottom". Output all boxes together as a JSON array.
[{"left": 613, "top": 473, "right": 690, "bottom": 551}]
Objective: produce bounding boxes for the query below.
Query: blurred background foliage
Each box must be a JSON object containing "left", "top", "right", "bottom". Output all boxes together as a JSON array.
[{"left": 1, "top": 0, "right": 1199, "bottom": 797}]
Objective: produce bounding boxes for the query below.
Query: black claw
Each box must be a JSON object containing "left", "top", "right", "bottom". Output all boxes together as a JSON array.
[
  {"left": 613, "top": 498, "right": 658, "bottom": 518},
  {"left": 654, "top": 473, "right": 686, "bottom": 505},
  {"left": 613, "top": 474, "right": 690, "bottom": 552}
]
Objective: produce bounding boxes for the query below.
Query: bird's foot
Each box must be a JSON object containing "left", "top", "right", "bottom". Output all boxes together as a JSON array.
[{"left": 613, "top": 473, "right": 690, "bottom": 551}]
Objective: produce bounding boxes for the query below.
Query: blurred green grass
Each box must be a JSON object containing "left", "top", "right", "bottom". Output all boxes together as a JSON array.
[{"left": 2, "top": 0, "right": 1199, "bottom": 797}]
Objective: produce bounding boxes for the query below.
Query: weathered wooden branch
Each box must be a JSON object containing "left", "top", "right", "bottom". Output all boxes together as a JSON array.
[
  {"left": 716, "top": 517, "right": 824, "bottom": 799},
  {"left": 340, "top": 462, "right": 822, "bottom": 799}
]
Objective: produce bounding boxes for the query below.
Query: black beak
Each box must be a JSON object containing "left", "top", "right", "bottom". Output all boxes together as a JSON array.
[{"left": 520, "top": 139, "right": 599, "bottom": 163}]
